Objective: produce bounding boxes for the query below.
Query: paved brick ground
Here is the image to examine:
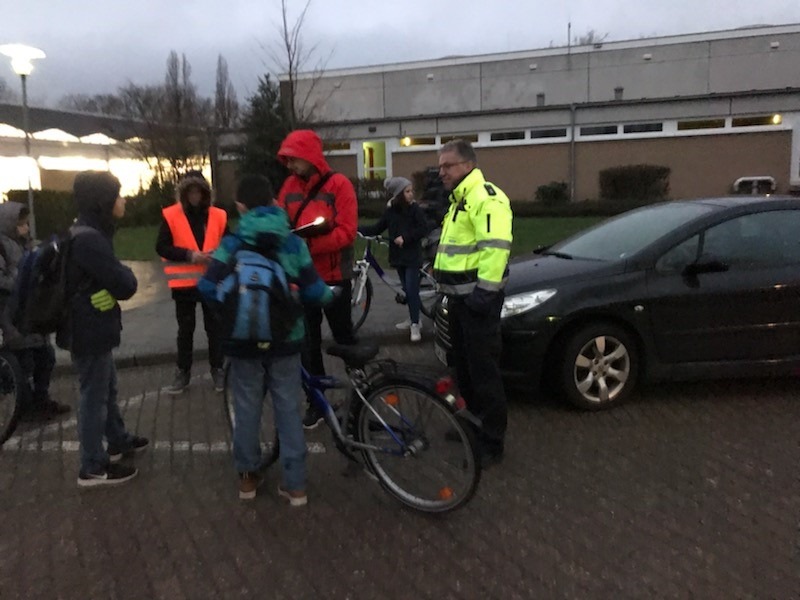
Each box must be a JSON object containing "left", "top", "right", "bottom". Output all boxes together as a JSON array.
[{"left": 2, "top": 338, "right": 799, "bottom": 599}]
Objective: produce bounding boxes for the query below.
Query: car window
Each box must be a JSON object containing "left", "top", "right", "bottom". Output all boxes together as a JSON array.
[
  {"left": 656, "top": 235, "right": 700, "bottom": 272},
  {"left": 700, "top": 210, "right": 800, "bottom": 267},
  {"left": 552, "top": 203, "right": 717, "bottom": 261}
]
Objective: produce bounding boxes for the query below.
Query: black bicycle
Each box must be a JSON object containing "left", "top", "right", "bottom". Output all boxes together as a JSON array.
[{"left": 224, "top": 343, "right": 481, "bottom": 513}]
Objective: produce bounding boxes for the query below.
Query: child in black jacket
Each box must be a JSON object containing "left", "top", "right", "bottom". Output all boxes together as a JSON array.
[
  {"left": 358, "top": 177, "right": 428, "bottom": 342},
  {"left": 57, "top": 171, "right": 147, "bottom": 488}
]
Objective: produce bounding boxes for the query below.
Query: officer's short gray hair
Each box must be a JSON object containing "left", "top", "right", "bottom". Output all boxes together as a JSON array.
[{"left": 439, "top": 139, "right": 477, "bottom": 164}]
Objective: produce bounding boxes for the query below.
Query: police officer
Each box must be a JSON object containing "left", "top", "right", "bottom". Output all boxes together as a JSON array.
[{"left": 433, "top": 139, "right": 513, "bottom": 467}]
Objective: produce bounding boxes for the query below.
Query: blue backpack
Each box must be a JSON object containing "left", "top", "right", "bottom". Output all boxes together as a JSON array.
[{"left": 215, "top": 246, "right": 301, "bottom": 345}]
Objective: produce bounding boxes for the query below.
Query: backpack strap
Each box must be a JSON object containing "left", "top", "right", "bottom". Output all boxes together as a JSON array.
[{"left": 290, "top": 171, "right": 335, "bottom": 229}]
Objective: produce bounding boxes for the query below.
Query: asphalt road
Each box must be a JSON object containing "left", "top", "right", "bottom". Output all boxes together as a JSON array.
[{"left": 2, "top": 340, "right": 798, "bottom": 599}]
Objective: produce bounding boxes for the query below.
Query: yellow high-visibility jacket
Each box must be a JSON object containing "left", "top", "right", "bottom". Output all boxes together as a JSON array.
[{"left": 433, "top": 168, "right": 513, "bottom": 296}]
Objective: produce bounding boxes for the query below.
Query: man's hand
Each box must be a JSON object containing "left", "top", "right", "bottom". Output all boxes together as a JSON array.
[
  {"left": 393, "top": 236, "right": 404, "bottom": 247},
  {"left": 90, "top": 289, "right": 117, "bottom": 312}
]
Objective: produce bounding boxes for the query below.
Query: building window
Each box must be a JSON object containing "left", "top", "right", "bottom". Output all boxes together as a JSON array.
[
  {"left": 580, "top": 125, "right": 618, "bottom": 136},
  {"left": 530, "top": 128, "right": 568, "bottom": 139},
  {"left": 440, "top": 134, "right": 479, "bottom": 144},
  {"left": 732, "top": 114, "right": 782, "bottom": 127},
  {"left": 399, "top": 136, "right": 436, "bottom": 147},
  {"left": 323, "top": 141, "right": 351, "bottom": 151},
  {"left": 536, "top": 93, "right": 546, "bottom": 107},
  {"left": 489, "top": 131, "right": 525, "bottom": 142},
  {"left": 623, "top": 122, "right": 663, "bottom": 134},
  {"left": 677, "top": 118, "right": 725, "bottom": 131},
  {"left": 614, "top": 87, "right": 624, "bottom": 101}
]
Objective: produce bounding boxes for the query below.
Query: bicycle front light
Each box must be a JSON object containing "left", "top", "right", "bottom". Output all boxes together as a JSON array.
[{"left": 500, "top": 289, "right": 557, "bottom": 319}]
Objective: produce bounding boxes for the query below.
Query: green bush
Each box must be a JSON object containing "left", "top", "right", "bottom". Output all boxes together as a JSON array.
[
  {"left": 512, "top": 198, "right": 659, "bottom": 218},
  {"left": 6, "top": 189, "right": 75, "bottom": 238},
  {"left": 351, "top": 177, "right": 388, "bottom": 218},
  {"left": 534, "top": 181, "right": 569, "bottom": 206},
  {"left": 119, "top": 181, "right": 172, "bottom": 228},
  {"left": 599, "top": 164, "right": 670, "bottom": 204}
]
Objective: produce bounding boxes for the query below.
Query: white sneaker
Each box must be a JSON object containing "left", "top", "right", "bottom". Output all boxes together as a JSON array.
[
  {"left": 395, "top": 319, "right": 411, "bottom": 330},
  {"left": 410, "top": 323, "right": 422, "bottom": 342}
]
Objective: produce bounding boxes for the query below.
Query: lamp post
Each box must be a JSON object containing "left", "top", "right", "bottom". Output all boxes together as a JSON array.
[{"left": 0, "top": 44, "right": 45, "bottom": 239}]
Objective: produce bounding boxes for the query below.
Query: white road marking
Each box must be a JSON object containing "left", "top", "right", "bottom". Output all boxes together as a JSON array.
[{"left": 2, "top": 439, "right": 326, "bottom": 454}]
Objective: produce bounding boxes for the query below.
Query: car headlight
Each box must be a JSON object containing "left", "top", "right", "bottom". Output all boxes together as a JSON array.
[{"left": 501, "top": 289, "right": 557, "bottom": 319}]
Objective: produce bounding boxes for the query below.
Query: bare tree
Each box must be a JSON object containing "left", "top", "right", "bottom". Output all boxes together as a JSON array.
[
  {"left": 214, "top": 54, "right": 239, "bottom": 128},
  {"left": 575, "top": 29, "right": 609, "bottom": 46},
  {"left": 58, "top": 93, "right": 126, "bottom": 115},
  {"left": 267, "top": 0, "right": 332, "bottom": 128},
  {"left": 0, "top": 77, "right": 18, "bottom": 103},
  {"left": 115, "top": 52, "right": 212, "bottom": 185}
]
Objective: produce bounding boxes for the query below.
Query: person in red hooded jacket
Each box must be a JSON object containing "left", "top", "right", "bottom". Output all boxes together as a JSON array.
[{"left": 277, "top": 129, "right": 358, "bottom": 428}]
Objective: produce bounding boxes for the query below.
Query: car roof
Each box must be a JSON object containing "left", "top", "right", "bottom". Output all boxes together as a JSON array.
[{"left": 676, "top": 196, "right": 798, "bottom": 209}]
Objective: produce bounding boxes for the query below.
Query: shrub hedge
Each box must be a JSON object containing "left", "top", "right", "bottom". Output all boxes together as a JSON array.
[{"left": 598, "top": 164, "right": 670, "bottom": 204}]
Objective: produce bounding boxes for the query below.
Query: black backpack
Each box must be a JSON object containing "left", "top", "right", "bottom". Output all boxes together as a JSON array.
[{"left": 19, "top": 226, "right": 93, "bottom": 335}]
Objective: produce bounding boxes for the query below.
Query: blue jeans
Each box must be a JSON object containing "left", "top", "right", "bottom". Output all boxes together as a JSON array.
[
  {"left": 73, "top": 352, "right": 131, "bottom": 474},
  {"left": 396, "top": 266, "right": 421, "bottom": 324},
  {"left": 229, "top": 353, "right": 307, "bottom": 491}
]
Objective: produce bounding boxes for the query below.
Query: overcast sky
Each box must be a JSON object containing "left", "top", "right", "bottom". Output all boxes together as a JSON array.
[{"left": 3, "top": 0, "right": 800, "bottom": 108}]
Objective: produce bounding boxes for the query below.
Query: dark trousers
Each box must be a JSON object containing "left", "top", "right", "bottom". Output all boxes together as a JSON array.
[
  {"left": 16, "top": 343, "right": 55, "bottom": 403},
  {"left": 302, "top": 280, "right": 357, "bottom": 376},
  {"left": 448, "top": 295, "right": 507, "bottom": 456},
  {"left": 175, "top": 297, "right": 223, "bottom": 372}
]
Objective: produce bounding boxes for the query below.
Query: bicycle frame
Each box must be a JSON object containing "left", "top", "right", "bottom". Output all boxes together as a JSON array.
[
  {"left": 302, "top": 365, "right": 428, "bottom": 457},
  {"left": 353, "top": 236, "right": 438, "bottom": 304}
]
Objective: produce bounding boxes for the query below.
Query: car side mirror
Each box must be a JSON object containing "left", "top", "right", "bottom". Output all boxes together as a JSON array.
[
  {"left": 683, "top": 254, "right": 730, "bottom": 276},
  {"left": 533, "top": 244, "right": 550, "bottom": 255}
]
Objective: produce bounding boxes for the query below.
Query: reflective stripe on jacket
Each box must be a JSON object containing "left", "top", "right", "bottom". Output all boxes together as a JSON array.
[
  {"left": 433, "top": 168, "right": 512, "bottom": 296},
  {"left": 161, "top": 203, "right": 227, "bottom": 289}
]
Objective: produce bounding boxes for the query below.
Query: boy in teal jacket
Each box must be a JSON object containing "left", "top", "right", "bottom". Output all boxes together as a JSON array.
[{"left": 199, "top": 174, "right": 332, "bottom": 503}]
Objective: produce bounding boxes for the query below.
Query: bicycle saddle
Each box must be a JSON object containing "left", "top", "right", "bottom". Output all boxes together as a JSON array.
[{"left": 326, "top": 343, "right": 380, "bottom": 368}]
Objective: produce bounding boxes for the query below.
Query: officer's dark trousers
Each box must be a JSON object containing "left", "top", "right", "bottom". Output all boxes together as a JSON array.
[{"left": 447, "top": 295, "right": 507, "bottom": 456}]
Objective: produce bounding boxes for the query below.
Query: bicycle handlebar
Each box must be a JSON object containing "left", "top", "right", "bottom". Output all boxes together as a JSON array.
[{"left": 357, "top": 232, "right": 389, "bottom": 245}]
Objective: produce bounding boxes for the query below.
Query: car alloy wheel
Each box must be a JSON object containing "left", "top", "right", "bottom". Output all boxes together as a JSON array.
[{"left": 560, "top": 323, "right": 638, "bottom": 410}]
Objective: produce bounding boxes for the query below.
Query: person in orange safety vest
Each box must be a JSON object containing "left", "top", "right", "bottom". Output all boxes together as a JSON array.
[{"left": 156, "top": 171, "right": 227, "bottom": 394}]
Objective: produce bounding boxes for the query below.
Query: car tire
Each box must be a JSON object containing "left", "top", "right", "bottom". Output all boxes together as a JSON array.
[{"left": 558, "top": 322, "right": 639, "bottom": 411}]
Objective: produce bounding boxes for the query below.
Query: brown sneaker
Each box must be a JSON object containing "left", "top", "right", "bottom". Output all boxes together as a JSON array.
[
  {"left": 277, "top": 485, "right": 308, "bottom": 507},
  {"left": 239, "top": 471, "right": 264, "bottom": 500}
]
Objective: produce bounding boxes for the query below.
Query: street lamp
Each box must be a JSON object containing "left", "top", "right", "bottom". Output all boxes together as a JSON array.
[{"left": 0, "top": 43, "right": 45, "bottom": 239}]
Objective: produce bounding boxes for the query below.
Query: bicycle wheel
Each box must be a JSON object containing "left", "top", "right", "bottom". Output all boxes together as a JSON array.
[
  {"left": 354, "top": 379, "right": 480, "bottom": 513},
  {"left": 418, "top": 265, "right": 443, "bottom": 320},
  {"left": 351, "top": 274, "right": 373, "bottom": 333},
  {"left": 222, "top": 361, "right": 280, "bottom": 470},
  {"left": 0, "top": 349, "right": 25, "bottom": 446}
]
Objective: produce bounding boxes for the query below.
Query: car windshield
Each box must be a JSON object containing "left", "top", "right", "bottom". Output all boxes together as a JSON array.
[{"left": 549, "top": 203, "right": 718, "bottom": 261}]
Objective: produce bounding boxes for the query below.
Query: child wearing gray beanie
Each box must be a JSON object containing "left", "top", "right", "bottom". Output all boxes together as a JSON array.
[{"left": 359, "top": 176, "right": 428, "bottom": 342}]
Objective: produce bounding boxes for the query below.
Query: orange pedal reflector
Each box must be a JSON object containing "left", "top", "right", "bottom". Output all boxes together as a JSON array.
[
  {"left": 384, "top": 393, "right": 399, "bottom": 406},
  {"left": 438, "top": 487, "right": 454, "bottom": 500}
]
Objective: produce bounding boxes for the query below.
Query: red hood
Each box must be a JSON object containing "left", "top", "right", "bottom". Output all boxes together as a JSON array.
[{"left": 277, "top": 129, "right": 330, "bottom": 175}]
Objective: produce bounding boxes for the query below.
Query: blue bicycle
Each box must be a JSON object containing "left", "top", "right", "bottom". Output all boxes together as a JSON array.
[{"left": 224, "top": 343, "right": 480, "bottom": 513}]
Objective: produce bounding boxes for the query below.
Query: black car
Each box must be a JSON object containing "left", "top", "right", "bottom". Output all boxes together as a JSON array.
[{"left": 434, "top": 197, "right": 800, "bottom": 410}]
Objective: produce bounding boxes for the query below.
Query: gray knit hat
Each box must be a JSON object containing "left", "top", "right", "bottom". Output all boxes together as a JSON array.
[{"left": 384, "top": 176, "right": 412, "bottom": 200}]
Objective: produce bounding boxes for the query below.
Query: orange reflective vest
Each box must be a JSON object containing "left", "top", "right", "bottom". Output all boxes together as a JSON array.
[{"left": 161, "top": 203, "right": 227, "bottom": 289}]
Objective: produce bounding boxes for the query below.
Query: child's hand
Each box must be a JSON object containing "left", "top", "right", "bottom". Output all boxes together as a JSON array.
[
  {"left": 90, "top": 289, "right": 117, "bottom": 312},
  {"left": 394, "top": 236, "right": 404, "bottom": 247}
]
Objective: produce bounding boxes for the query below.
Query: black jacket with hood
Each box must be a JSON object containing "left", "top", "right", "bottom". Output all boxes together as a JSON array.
[{"left": 56, "top": 172, "right": 138, "bottom": 356}]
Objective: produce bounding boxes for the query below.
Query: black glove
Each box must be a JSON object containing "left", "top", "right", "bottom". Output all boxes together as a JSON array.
[{"left": 464, "top": 288, "right": 501, "bottom": 315}]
